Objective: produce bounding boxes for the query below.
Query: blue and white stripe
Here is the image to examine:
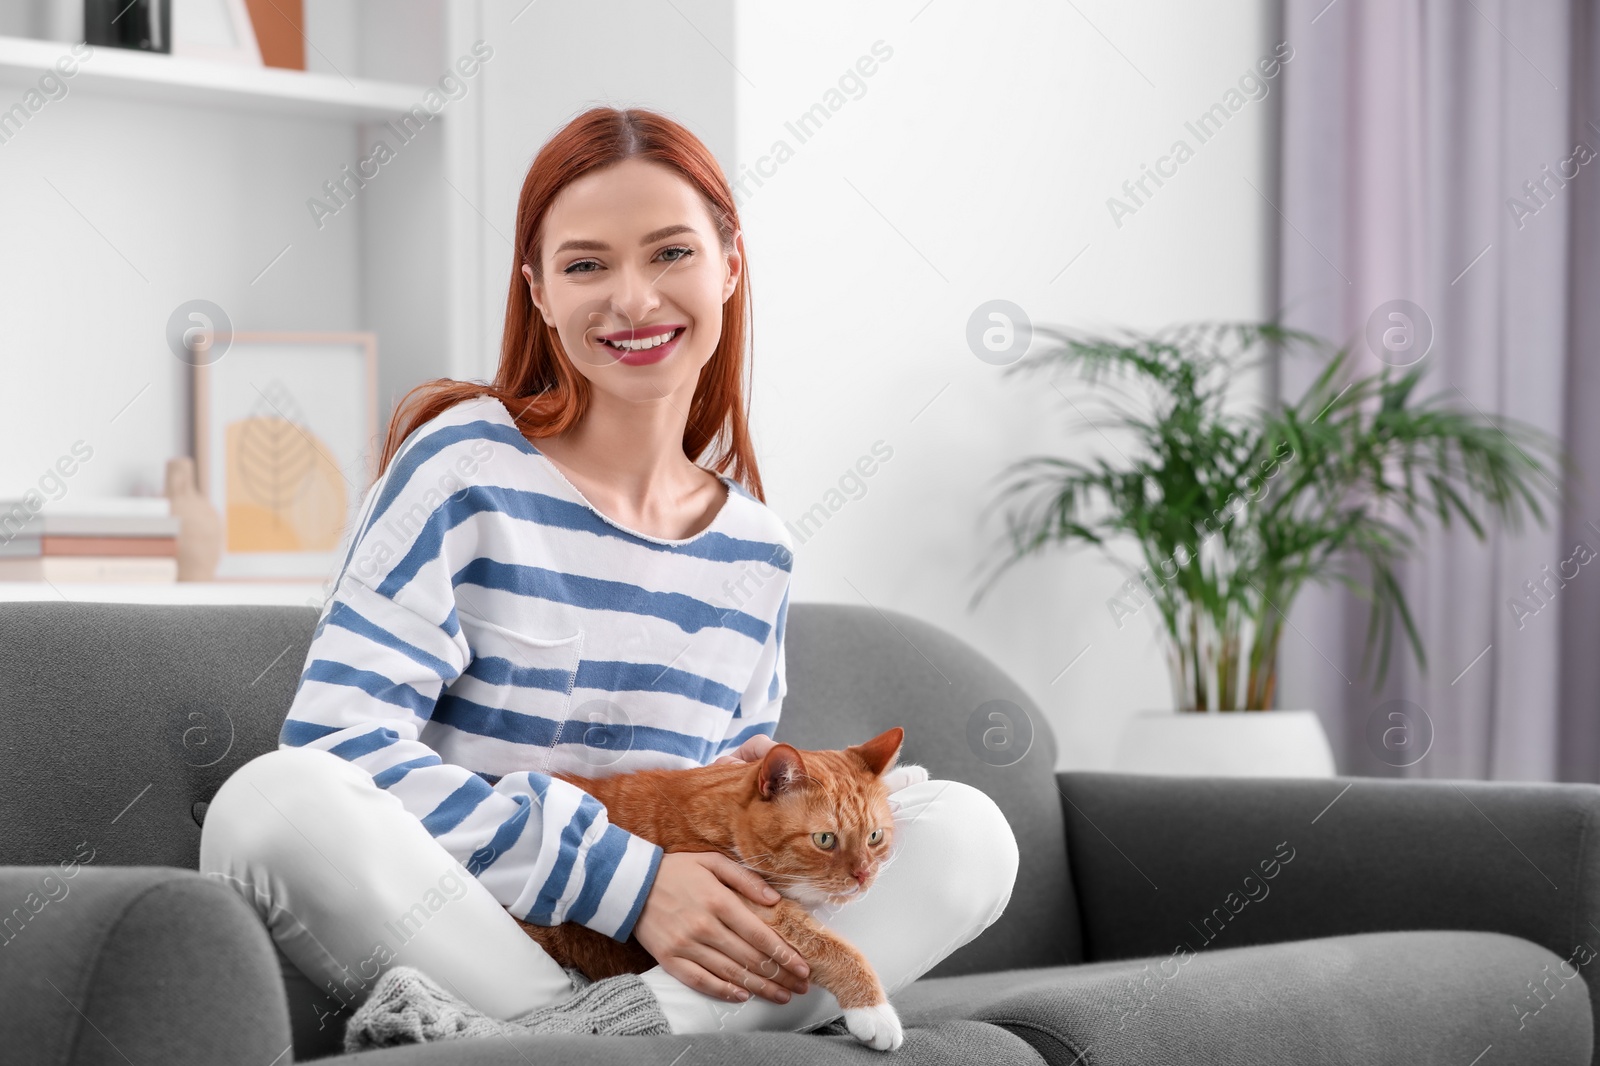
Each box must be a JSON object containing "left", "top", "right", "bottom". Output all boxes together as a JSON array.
[{"left": 279, "top": 395, "right": 793, "bottom": 943}]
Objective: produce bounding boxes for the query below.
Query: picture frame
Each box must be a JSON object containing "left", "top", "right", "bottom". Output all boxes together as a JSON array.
[
  {"left": 171, "top": 0, "right": 263, "bottom": 66},
  {"left": 193, "top": 332, "right": 378, "bottom": 581}
]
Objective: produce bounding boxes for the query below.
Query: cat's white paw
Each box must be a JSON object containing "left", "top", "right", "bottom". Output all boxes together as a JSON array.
[
  {"left": 843, "top": 1002, "right": 904, "bottom": 1051},
  {"left": 881, "top": 764, "right": 930, "bottom": 794}
]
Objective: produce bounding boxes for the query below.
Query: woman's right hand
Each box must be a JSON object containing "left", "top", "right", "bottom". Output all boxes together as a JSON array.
[{"left": 632, "top": 851, "right": 812, "bottom": 1004}]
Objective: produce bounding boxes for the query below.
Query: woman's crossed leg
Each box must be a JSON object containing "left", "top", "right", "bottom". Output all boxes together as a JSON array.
[{"left": 200, "top": 745, "right": 1020, "bottom": 1038}]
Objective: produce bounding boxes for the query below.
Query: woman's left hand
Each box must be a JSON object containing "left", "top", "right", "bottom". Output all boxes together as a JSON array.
[{"left": 711, "top": 734, "right": 778, "bottom": 766}]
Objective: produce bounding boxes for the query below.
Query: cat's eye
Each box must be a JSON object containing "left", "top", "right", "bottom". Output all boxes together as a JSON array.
[
  {"left": 868, "top": 828, "right": 884, "bottom": 845},
  {"left": 812, "top": 831, "right": 836, "bottom": 850}
]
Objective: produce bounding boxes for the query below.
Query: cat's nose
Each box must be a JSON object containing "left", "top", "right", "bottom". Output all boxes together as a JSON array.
[{"left": 852, "top": 867, "right": 869, "bottom": 885}]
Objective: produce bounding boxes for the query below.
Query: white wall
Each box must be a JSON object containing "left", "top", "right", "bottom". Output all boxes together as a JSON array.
[
  {"left": 0, "top": 98, "right": 364, "bottom": 499},
  {"left": 733, "top": 0, "right": 1277, "bottom": 770}
]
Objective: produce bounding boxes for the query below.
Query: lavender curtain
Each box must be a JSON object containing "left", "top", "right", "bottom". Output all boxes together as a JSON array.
[{"left": 1274, "top": 0, "right": 1600, "bottom": 780}]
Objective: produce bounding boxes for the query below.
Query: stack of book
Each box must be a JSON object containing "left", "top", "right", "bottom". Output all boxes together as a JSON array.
[{"left": 0, "top": 499, "right": 180, "bottom": 583}]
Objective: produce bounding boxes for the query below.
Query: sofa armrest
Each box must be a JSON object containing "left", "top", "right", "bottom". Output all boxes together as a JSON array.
[
  {"left": 1057, "top": 770, "right": 1600, "bottom": 968},
  {"left": 0, "top": 865, "right": 292, "bottom": 1066}
]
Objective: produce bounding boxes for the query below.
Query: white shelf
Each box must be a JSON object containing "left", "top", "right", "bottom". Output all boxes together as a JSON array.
[
  {"left": 0, "top": 581, "right": 326, "bottom": 606},
  {"left": 0, "top": 34, "right": 434, "bottom": 122}
]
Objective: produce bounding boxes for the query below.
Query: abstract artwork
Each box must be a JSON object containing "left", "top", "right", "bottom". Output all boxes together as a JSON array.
[{"left": 193, "top": 332, "right": 377, "bottom": 580}]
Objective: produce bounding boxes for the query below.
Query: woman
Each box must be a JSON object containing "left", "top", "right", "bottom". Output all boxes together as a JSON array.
[{"left": 199, "top": 106, "right": 1018, "bottom": 1046}]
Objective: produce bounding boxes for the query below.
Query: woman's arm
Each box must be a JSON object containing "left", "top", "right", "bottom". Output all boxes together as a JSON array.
[{"left": 633, "top": 851, "right": 811, "bottom": 1004}]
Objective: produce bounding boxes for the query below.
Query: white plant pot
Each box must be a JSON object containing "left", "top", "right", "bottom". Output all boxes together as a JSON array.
[{"left": 1111, "top": 709, "right": 1337, "bottom": 777}]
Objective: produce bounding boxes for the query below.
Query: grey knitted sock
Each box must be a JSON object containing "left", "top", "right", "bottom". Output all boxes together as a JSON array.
[{"left": 343, "top": 963, "right": 669, "bottom": 1053}]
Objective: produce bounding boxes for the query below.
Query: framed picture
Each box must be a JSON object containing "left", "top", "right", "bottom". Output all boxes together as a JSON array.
[
  {"left": 171, "top": 0, "right": 263, "bottom": 65},
  {"left": 193, "top": 332, "right": 378, "bottom": 581}
]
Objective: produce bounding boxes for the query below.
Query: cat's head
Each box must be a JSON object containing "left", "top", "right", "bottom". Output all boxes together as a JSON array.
[{"left": 733, "top": 726, "right": 906, "bottom": 908}]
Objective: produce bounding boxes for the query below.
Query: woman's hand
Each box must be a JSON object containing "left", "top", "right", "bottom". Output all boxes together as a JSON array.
[
  {"left": 711, "top": 733, "right": 778, "bottom": 766},
  {"left": 632, "top": 851, "right": 811, "bottom": 1004}
]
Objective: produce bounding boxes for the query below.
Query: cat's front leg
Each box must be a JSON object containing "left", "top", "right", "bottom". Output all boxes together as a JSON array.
[{"left": 756, "top": 900, "right": 905, "bottom": 1051}]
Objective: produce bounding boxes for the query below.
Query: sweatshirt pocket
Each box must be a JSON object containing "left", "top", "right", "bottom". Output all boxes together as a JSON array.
[{"left": 452, "top": 613, "right": 585, "bottom": 777}]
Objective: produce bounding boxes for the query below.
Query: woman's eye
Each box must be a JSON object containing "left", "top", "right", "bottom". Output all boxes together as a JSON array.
[
  {"left": 812, "top": 831, "right": 835, "bottom": 850},
  {"left": 561, "top": 246, "right": 693, "bottom": 276}
]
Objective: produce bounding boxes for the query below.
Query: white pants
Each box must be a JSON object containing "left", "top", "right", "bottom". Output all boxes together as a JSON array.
[{"left": 199, "top": 745, "right": 1019, "bottom": 1036}]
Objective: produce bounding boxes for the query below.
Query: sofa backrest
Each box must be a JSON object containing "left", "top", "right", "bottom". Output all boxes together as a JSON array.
[
  {"left": 776, "top": 602, "right": 1081, "bottom": 974},
  {"left": 0, "top": 600, "right": 1082, "bottom": 973}
]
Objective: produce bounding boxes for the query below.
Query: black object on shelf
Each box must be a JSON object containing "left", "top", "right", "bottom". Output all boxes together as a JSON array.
[{"left": 84, "top": 0, "right": 170, "bottom": 54}]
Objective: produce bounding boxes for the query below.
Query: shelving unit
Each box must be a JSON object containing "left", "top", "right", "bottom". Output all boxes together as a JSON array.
[
  {"left": 0, "top": 34, "right": 432, "bottom": 121},
  {"left": 0, "top": 7, "right": 490, "bottom": 570}
]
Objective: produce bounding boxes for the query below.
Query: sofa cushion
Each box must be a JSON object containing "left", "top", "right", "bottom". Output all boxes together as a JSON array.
[
  {"left": 314, "top": 1019, "right": 1047, "bottom": 1065},
  {"left": 780, "top": 602, "right": 1082, "bottom": 975},
  {"left": 0, "top": 866, "right": 292, "bottom": 1066},
  {"left": 0, "top": 602, "right": 318, "bottom": 870},
  {"left": 891, "top": 930, "right": 1593, "bottom": 1065}
]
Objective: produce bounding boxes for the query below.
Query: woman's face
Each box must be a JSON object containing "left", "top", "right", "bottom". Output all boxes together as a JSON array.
[{"left": 524, "top": 157, "right": 742, "bottom": 406}]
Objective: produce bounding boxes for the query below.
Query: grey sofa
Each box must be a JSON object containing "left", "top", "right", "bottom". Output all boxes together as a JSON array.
[{"left": 1, "top": 599, "right": 1596, "bottom": 1066}]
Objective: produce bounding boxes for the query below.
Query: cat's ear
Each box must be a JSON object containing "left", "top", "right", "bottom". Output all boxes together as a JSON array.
[
  {"left": 848, "top": 726, "right": 905, "bottom": 777},
  {"left": 758, "top": 743, "right": 808, "bottom": 800}
]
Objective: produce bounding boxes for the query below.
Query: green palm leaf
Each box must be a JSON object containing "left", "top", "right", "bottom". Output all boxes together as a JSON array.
[{"left": 968, "top": 321, "right": 1565, "bottom": 710}]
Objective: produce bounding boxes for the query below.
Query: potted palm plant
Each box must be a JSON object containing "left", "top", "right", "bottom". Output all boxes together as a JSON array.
[{"left": 967, "top": 321, "right": 1563, "bottom": 775}]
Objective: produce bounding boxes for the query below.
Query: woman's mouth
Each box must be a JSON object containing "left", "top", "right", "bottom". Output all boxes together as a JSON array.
[{"left": 596, "top": 326, "right": 685, "bottom": 366}]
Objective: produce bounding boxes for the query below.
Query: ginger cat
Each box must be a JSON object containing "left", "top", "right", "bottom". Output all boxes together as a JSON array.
[{"left": 511, "top": 726, "right": 914, "bottom": 1051}]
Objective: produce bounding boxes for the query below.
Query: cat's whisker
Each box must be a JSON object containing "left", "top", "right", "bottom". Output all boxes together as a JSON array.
[
  {"left": 734, "top": 855, "right": 784, "bottom": 871},
  {"left": 743, "top": 862, "right": 800, "bottom": 875},
  {"left": 737, "top": 869, "right": 819, "bottom": 889},
  {"left": 728, "top": 852, "right": 789, "bottom": 873},
  {"left": 732, "top": 857, "right": 790, "bottom": 877}
]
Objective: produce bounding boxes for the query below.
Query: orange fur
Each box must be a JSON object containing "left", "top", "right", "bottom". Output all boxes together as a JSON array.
[{"left": 511, "top": 726, "right": 907, "bottom": 1015}]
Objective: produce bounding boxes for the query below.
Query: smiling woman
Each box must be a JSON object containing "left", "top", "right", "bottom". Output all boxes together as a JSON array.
[
  {"left": 198, "top": 106, "right": 1016, "bottom": 1053},
  {"left": 510, "top": 155, "right": 746, "bottom": 537},
  {"left": 379, "top": 111, "right": 760, "bottom": 540}
]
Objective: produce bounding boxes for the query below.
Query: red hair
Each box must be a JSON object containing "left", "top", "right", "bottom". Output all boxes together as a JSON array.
[{"left": 375, "top": 107, "right": 764, "bottom": 502}]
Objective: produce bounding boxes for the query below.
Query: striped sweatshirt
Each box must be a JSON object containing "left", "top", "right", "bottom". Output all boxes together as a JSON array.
[{"left": 279, "top": 394, "right": 794, "bottom": 944}]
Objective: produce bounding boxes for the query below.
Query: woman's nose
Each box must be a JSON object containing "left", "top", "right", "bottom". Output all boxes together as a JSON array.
[{"left": 609, "top": 263, "right": 665, "bottom": 320}]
